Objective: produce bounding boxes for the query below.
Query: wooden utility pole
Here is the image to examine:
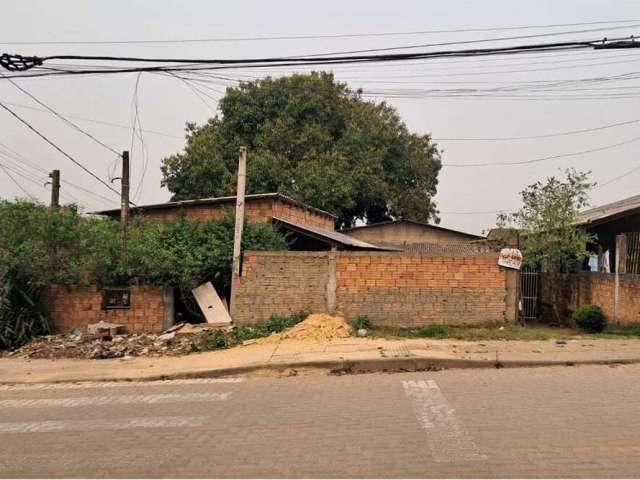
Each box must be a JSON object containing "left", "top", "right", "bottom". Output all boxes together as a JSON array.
[
  {"left": 232, "top": 146, "right": 247, "bottom": 278},
  {"left": 49, "top": 169, "right": 60, "bottom": 209},
  {"left": 120, "top": 151, "right": 130, "bottom": 227}
]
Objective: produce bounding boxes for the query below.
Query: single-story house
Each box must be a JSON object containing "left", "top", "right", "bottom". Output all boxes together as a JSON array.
[
  {"left": 577, "top": 194, "right": 640, "bottom": 273},
  {"left": 93, "top": 192, "right": 393, "bottom": 252},
  {"left": 339, "top": 219, "right": 484, "bottom": 250}
]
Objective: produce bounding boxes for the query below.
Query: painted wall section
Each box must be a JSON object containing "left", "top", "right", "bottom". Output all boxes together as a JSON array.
[{"left": 233, "top": 251, "right": 508, "bottom": 326}]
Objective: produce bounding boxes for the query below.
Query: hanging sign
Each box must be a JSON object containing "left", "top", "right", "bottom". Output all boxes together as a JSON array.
[{"left": 498, "top": 248, "right": 523, "bottom": 270}]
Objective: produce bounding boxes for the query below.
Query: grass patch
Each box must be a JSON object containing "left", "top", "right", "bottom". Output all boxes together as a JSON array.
[
  {"left": 368, "top": 323, "right": 576, "bottom": 341},
  {"left": 592, "top": 323, "right": 640, "bottom": 339},
  {"left": 232, "top": 310, "right": 309, "bottom": 342}
]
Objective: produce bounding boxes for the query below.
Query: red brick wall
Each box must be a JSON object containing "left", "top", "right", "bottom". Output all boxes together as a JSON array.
[
  {"left": 133, "top": 198, "right": 335, "bottom": 230},
  {"left": 336, "top": 252, "right": 506, "bottom": 326},
  {"left": 540, "top": 272, "right": 640, "bottom": 325},
  {"left": 43, "top": 285, "right": 172, "bottom": 334},
  {"left": 233, "top": 251, "right": 508, "bottom": 326}
]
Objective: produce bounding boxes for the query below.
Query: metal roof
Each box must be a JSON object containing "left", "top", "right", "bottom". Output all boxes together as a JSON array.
[
  {"left": 339, "top": 219, "right": 483, "bottom": 239},
  {"left": 577, "top": 194, "right": 640, "bottom": 226},
  {"left": 385, "top": 242, "right": 495, "bottom": 255},
  {"left": 272, "top": 217, "right": 400, "bottom": 251},
  {"left": 91, "top": 193, "right": 337, "bottom": 219}
]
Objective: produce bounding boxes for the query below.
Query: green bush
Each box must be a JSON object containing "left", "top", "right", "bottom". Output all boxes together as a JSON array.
[
  {"left": 189, "top": 329, "right": 232, "bottom": 352},
  {"left": 414, "top": 324, "right": 450, "bottom": 338},
  {"left": 232, "top": 311, "right": 308, "bottom": 342},
  {"left": 352, "top": 315, "right": 372, "bottom": 330},
  {"left": 573, "top": 304, "right": 607, "bottom": 333}
]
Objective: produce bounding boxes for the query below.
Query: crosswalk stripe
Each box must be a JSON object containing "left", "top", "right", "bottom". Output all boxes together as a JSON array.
[
  {"left": 0, "top": 416, "right": 206, "bottom": 433},
  {"left": 0, "top": 392, "right": 231, "bottom": 409},
  {"left": 0, "top": 377, "right": 244, "bottom": 391},
  {"left": 402, "top": 379, "right": 487, "bottom": 462}
]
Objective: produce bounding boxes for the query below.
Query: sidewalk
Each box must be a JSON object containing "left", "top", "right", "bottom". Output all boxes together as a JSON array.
[{"left": 2, "top": 336, "right": 640, "bottom": 384}]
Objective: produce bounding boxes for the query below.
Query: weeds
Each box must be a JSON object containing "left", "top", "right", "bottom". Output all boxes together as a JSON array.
[
  {"left": 351, "top": 315, "right": 372, "bottom": 330},
  {"left": 233, "top": 311, "right": 309, "bottom": 342}
]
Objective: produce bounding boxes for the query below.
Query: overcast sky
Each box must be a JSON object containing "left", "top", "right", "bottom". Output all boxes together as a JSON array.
[{"left": 1, "top": 0, "right": 639, "bottom": 234}]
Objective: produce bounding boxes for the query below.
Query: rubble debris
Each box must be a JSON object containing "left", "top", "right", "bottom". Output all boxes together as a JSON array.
[
  {"left": 87, "top": 321, "right": 123, "bottom": 337},
  {"left": 1, "top": 327, "right": 219, "bottom": 360}
]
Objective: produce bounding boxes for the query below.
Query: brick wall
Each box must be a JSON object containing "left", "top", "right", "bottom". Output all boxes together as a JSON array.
[
  {"left": 233, "top": 251, "right": 508, "bottom": 326},
  {"left": 232, "top": 252, "right": 330, "bottom": 324},
  {"left": 42, "top": 285, "right": 173, "bottom": 334},
  {"left": 540, "top": 272, "right": 640, "bottom": 325},
  {"left": 336, "top": 252, "right": 506, "bottom": 326},
  {"left": 133, "top": 198, "right": 336, "bottom": 230}
]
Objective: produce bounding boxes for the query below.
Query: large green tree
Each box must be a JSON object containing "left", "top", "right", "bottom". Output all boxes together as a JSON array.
[{"left": 161, "top": 72, "right": 442, "bottom": 227}]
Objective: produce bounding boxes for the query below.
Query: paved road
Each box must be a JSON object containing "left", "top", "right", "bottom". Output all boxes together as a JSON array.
[{"left": 1, "top": 364, "right": 640, "bottom": 478}]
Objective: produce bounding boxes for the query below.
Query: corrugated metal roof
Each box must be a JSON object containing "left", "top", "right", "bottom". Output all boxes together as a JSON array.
[
  {"left": 91, "top": 193, "right": 337, "bottom": 219},
  {"left": 339, "top": 219, "right": 483, "bottom": 239},
  {"left": 387, "top": 242, "right": 495, "bottom": 255},
  {"left": 272, "top": 217, "right": 400, "bottom": 251},
  {"left": 577, "top": 194, "right": 640, "bottom": 226}
]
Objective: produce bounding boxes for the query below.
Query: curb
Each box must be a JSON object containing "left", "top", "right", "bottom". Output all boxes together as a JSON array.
[{"left": 4, "top": 356, "right": 640, "bottom": 385}]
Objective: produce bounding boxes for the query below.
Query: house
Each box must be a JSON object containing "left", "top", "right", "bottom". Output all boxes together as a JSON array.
[
  {"left": 577, "top": 194, "right": 640, "bottom": 273},
  {"left": 93, "top": 193, "right": 392, "bottom": 252},
  {"left": 339, "top": 219, "right": 483, "bottom": 250}
]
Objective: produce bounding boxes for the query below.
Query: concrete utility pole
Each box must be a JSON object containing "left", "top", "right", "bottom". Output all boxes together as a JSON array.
[
  {"left": 49, "top": 169, "right": 60, "bottom": 209},
  {"left": 120, "top": 151, "right": 130, "bottom": 227},
  {"left": 230, "top": 146, "right": 247, "bottom": 318},
  {"left": 232, "top": 146, "right": 247, "bottom": 278}
]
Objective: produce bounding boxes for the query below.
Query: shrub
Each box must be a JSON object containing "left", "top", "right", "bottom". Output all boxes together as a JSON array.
[
  {"left": 572, "top": 304, "right": 607, "bottom": 333},
  {"left": 414, "top": 324, "right": 450, "bottom": 338},
  {"left": 189, "top": 329, "right": 232, "bottom": 352},
  {"left": 232, "top": 311, "right": 308, "bottom": 342},
  {"left": 352, "top": 315, "right": 372, "bottom": 330}
]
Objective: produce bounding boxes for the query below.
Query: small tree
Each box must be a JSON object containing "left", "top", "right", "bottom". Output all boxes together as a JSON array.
[{"left": 497, "top": 169, "right": 596, "bottom": 272}]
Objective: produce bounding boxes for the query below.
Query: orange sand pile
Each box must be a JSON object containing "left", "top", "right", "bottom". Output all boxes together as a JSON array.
[{"left": 258, "top": 313, "right": 353, "bottom": 343}]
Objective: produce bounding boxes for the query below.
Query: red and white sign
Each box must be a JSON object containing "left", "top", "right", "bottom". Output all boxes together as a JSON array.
[{"left": 498, "top": 248, "right": 523, "bottom": 270}]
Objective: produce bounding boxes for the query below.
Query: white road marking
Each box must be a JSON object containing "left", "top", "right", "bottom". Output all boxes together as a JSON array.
[
  {"left": 0, "top": 392, "right": 231, "bottom": 409},
  {"left": 0, "top": 416, "right": 206, "bottom": 433},
  {"left": 402, "top": 380, "right": 487, "bottom": 462},
  {"left": 0, "top": 377, "right": 244, "bottom": 391}
]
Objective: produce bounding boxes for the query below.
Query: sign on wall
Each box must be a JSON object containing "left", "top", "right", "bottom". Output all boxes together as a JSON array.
[{"left": 498, "top": 248, "right": 523, "bottom": 270}]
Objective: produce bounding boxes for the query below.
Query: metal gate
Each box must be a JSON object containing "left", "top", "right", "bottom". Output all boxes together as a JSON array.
[{"left": 520, "top": 267, "right": 539, "bottom": 321}]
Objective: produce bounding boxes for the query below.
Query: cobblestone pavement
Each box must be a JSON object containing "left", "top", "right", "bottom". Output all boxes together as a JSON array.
[{"left": 1, "top": 365, "right": 640, "bottom": 477}]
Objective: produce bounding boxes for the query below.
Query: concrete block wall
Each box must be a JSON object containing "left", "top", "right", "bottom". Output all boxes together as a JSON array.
[
  {"left": 233, "top": 251, "right": 509, "bottom": 326},
  {"left": 232, "top": 252, "right": 331, "bottom": 324},
  {"left": 540, "top": 272, "right": 640, "bottom": 325},
  {"left": 43, "top": 285, "right": 173, "bottom": 334}
]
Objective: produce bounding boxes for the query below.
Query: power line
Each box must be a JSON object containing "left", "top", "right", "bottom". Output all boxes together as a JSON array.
[
  {"left": 0, "top": 161, "right": 35, "bottom": 199},
  {"left": 0, "top": 100, "right": 122, "bottom": 199},
  {"left": 443, "top": 134, "right": 640, "bottom": 167},
  {"left": 4, "top": 36, "right": 638, "bottom": 81},
  {"left": 1, "top": 74, "right": 122, "bottom": 156},
  {"left": 0, "top": 100, "right": 183, "bottom": 139},
  {"left": 1, "top": 19, "right": 637, "bottom": 45},
  {"left": 434, "top": 119, "right": 640, "bottom": 141}
]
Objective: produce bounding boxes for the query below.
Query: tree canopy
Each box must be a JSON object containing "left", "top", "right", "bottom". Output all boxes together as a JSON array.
[
  {"left": 161, "top": 72, "right": 442, "bottom": 228},
  {"left": 497, "top": 169, "right": 596, "bottom": 272}
]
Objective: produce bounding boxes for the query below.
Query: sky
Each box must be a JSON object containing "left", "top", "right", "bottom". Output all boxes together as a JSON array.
[{"left": 1, "top": 0, "right": 639, "bottom": 234}]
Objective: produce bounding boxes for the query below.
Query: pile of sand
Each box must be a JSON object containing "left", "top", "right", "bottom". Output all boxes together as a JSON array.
[{"left": 258, "top": 313, "right": 353, "bottom": 343}]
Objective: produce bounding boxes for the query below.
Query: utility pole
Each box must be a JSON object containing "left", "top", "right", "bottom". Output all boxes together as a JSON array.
[
  {"left": 120, "top": 151, "right": 130, "bottom": 227},
  {"left": 230, "top": 146, "right": 247, "bottom": 318},
  {"left": 232, "top": 146, "right": 247, "bottom": 278},
  {"left": 49, "top": 169, "right": 60, "bottom": 209}
]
